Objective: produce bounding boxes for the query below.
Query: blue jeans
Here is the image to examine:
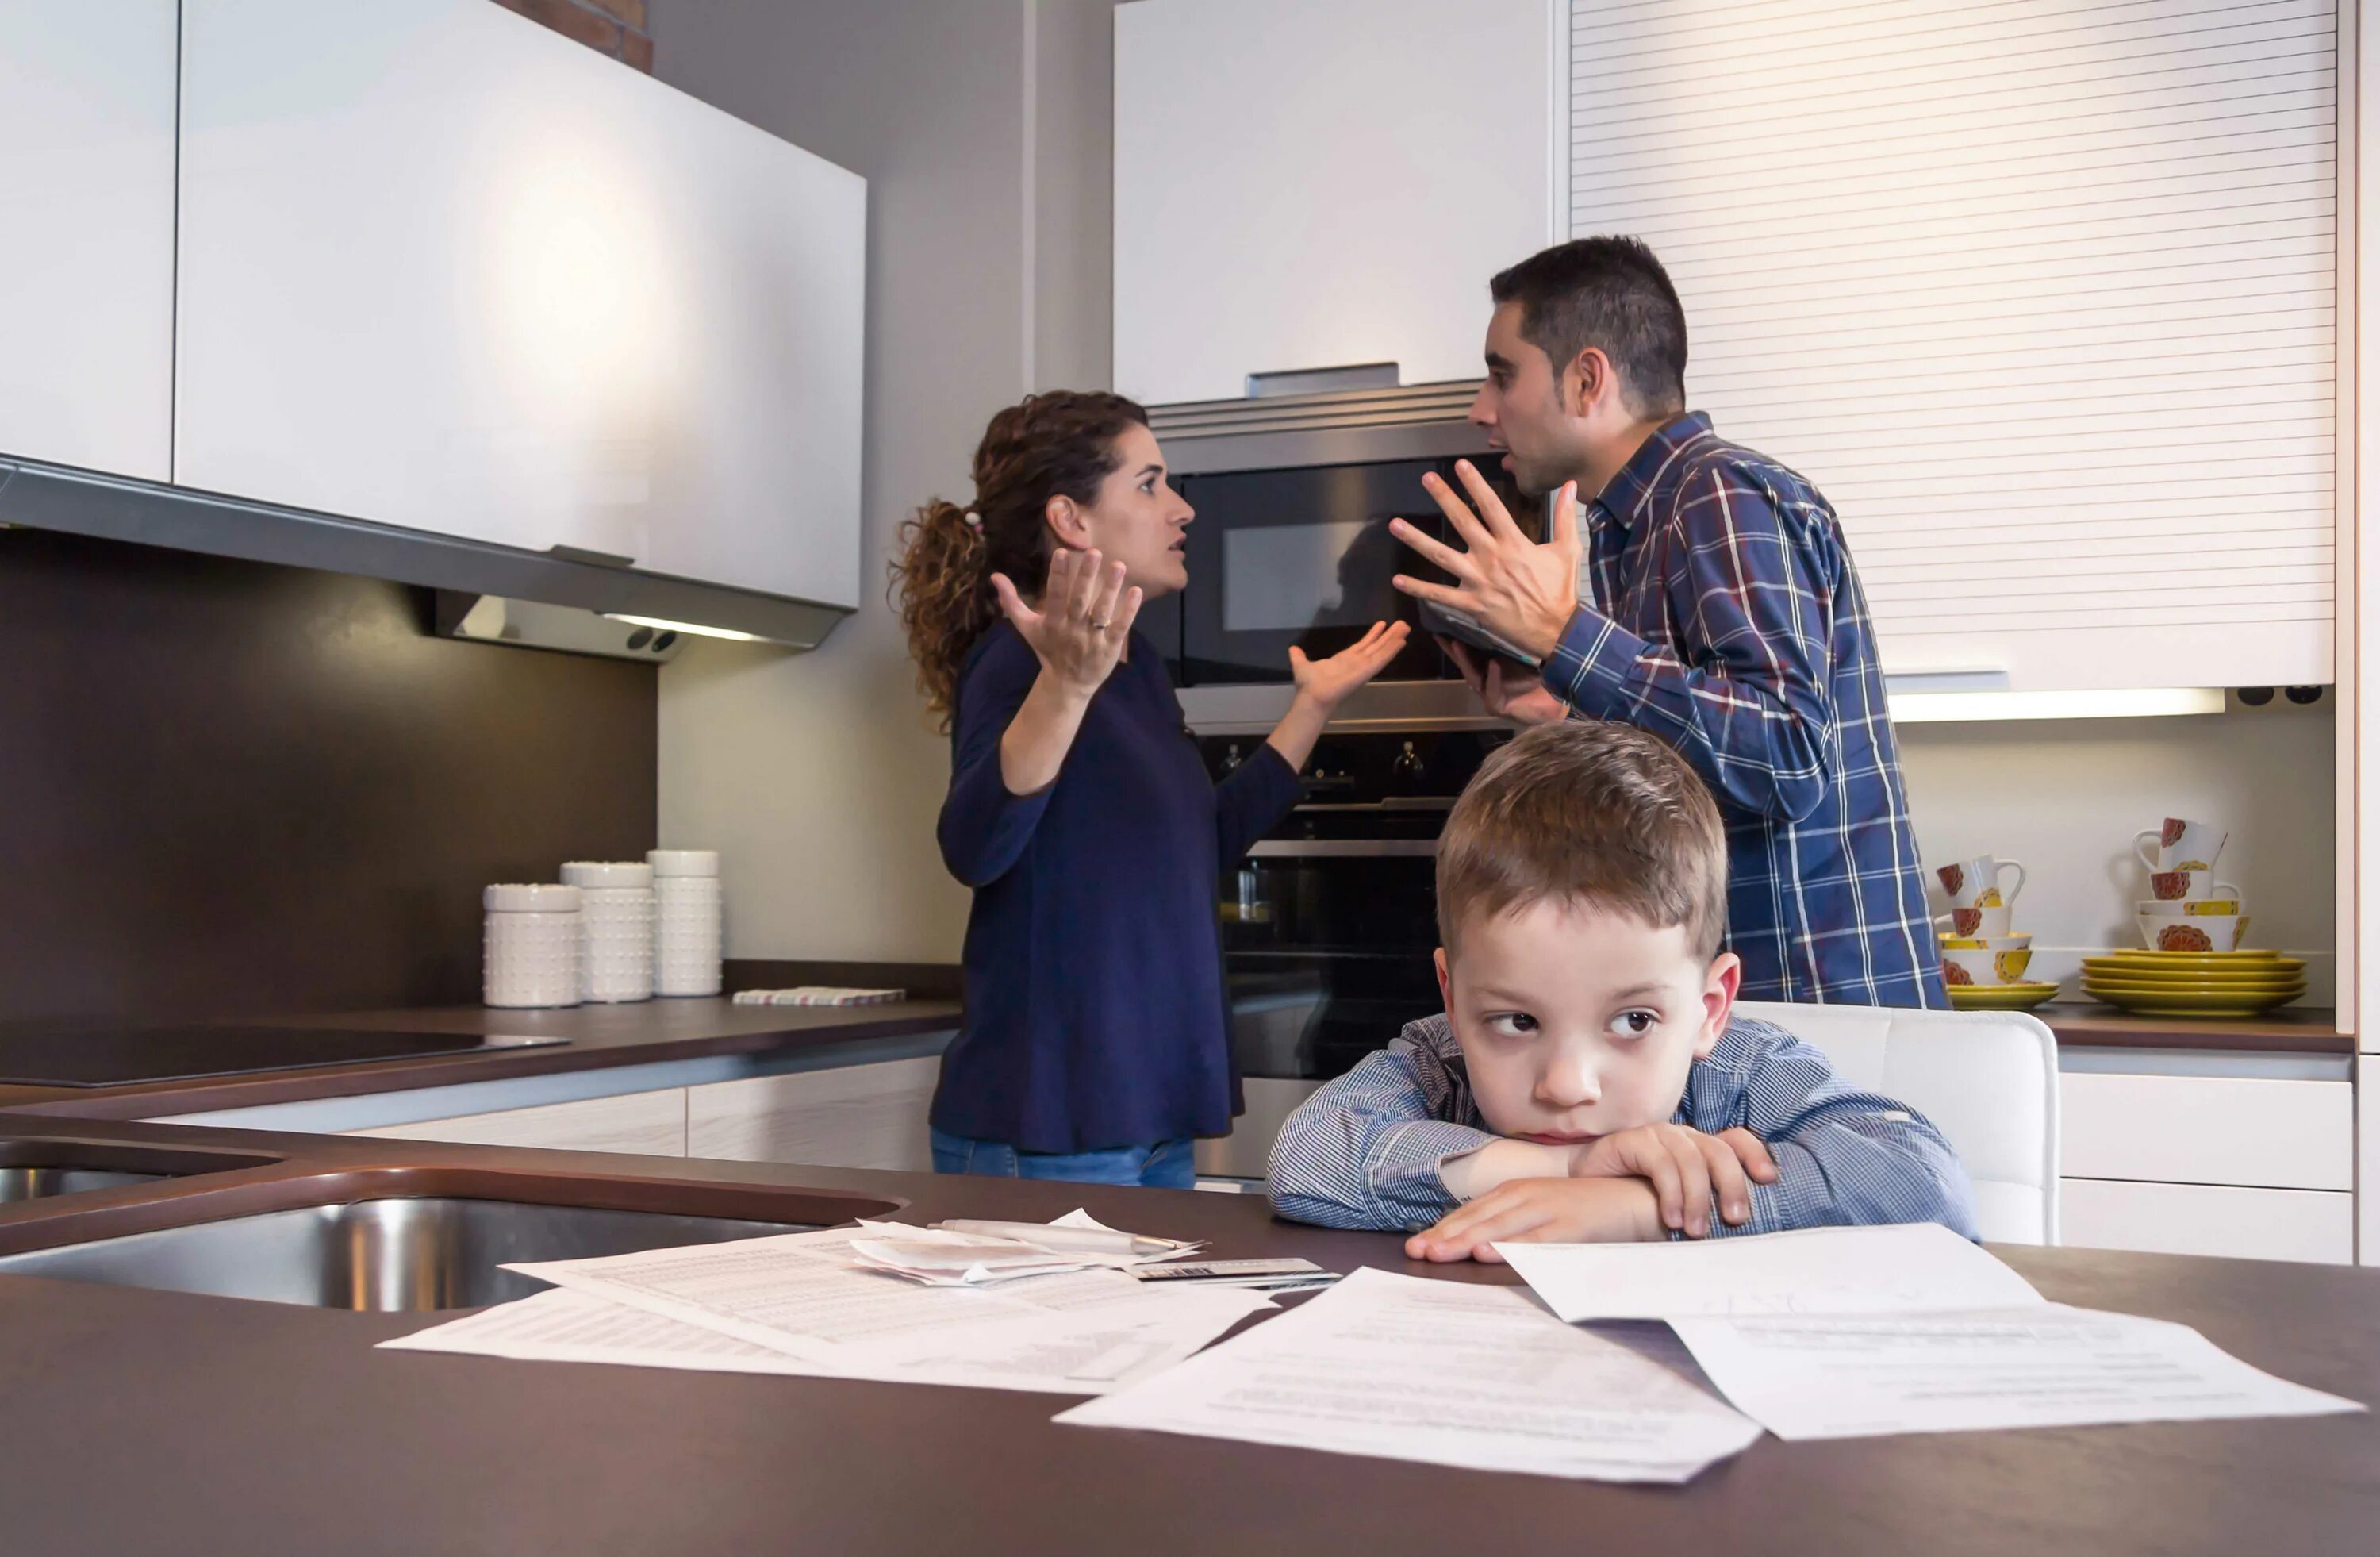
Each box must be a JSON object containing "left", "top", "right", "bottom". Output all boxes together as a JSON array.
[{"left": 930, "top": 1127, "right": 1196, "bottom": 1190}]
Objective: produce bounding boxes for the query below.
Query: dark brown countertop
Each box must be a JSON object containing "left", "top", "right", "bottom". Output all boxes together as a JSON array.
[
  {"left": 2040, "top": 1005, "right": 2351, "bottom": 1055},
  {"left": 0, "top": 1115, "right": 2372, "bottom": 1556},
  {"left": 0, "top": 997, "right": 964, "bottom": 1120}
]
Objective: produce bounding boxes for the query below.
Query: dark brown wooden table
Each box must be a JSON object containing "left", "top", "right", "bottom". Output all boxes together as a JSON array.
[{"left": 0, "top": 1116, "right": 2372, "bottom": 1557}]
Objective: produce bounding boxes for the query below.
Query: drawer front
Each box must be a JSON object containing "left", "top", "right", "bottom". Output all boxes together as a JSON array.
[
  {"left": 2059, "top": 1072, "right": 2351, "bottom": 1190},
  {"left": 688, "top": 1057, "right": 941, "bottom": 1172},
  {"left": 2061, "top": 1178, "right": 2353, "bottom": 1265},
  {"left": 347, "top": 1087, "right": 687, "bottom": 1156}
]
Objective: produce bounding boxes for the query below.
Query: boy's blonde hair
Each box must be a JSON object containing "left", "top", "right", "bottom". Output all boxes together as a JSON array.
[{"left": 1436, "top": 721, "right": 1729, "bottom": 959}]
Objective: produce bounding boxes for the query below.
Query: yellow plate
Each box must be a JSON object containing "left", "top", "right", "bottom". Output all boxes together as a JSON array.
[
  {"left": 2084, "top": 987, "right": 2302, "bottom": 1015},
  {"left": 2087, "top": 951, "right": 2297, "bottom": 967},
  {"left": 2083, "top": 982, "right": 2306, "bottom": 1000},
  {"left": 2085, "top": 976, "right": 2304, "bottom": 990},
  {"left": 1945, "top": 982, "right": 2060, "bottom": 1011}
]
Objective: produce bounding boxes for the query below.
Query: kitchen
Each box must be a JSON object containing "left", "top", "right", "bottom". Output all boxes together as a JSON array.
[{"left": 1, "top": 0, "right": 2376, "bottom": 1551}]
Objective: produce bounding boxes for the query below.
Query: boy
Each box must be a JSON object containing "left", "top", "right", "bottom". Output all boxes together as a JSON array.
[{"left": 1268, "top": 721, "right": 1976, "bottom": 1260}]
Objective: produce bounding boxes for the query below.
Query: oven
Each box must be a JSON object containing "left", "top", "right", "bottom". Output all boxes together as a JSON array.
[{"left": 1193, "top": 729, "right": 1509, "bottom": 1180}]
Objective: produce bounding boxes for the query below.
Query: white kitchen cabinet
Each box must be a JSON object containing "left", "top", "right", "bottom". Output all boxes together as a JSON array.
[
  {"left": 0, "top": 0, "right": 176, "bottom": 481},
  {"left": 2059, "top": 1072, "right": 2353, "bottom": 1193},
  {"left": 347, "top": 1086, "right": 688, "bottom": 1157},
  {"left": 688, "top": 1058, "right": 940, "bottom": 1173},
  {"left": 2060, "top": 1178, "right": 2354, "bottom": 1266},
  {"left": 1113, "top": 0, "right": 1553, "bottom": 406},
  {"left": 175, "top": 0, "right": 866, "bottom": 606}
]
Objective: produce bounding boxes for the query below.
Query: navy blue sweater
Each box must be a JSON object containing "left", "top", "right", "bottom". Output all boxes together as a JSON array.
[{"left": 931, "top": 622, "right": 1303, "bottom": 1153}]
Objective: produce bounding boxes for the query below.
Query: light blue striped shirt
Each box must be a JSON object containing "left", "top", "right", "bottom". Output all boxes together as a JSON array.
[{"left": 1269, "top": 1013, "right": 1979, "bottom": 1240}]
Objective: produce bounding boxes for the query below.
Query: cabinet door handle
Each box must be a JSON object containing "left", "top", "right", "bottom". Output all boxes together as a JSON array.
[{"left": 545, "top": 544, "right": 639, "bottom": 569}]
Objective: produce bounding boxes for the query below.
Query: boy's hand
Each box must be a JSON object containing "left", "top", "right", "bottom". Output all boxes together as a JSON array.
[
  {"left": 1405, "top": 1177, "right": 1666, "bottom": 1263},
  {"left": 1572, "top": 1124, "right": 1779, "bottom": 1239}
]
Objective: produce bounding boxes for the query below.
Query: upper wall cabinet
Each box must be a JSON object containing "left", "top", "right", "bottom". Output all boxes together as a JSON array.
[
  {"left": 0, "top": 1, "right": 177, "bottom": 481},
  {"left": 174, "top": 0, "right": 867, "bottom": 609},
  {"left": 1113, "top": 0, "right": 1553, "bottom": 407}
]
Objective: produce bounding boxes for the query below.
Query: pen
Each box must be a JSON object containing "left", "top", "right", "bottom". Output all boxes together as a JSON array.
[{"left": 933, "top": 1219, "right": 1187, "bottom": 1257}]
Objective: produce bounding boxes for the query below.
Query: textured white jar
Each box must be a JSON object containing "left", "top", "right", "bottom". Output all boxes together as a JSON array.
[
  {"left": 649, "top": 849, "right": 722, "bottom": 997},
  {"left": 560, "top": 860, "right": 655, "bottom": 1003},
  {"left": 483, "top": 883, "right": 583, "bottom": 1009}
]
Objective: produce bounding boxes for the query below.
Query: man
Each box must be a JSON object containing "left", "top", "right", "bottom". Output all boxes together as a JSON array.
[{"left": 1389, "top": 236, "right": 1944, "bottom": 1009}]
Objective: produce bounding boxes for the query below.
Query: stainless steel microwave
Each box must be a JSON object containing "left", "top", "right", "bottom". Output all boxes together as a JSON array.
[{"left": 1139, "top": 380, "right": 1540, "bottom": 735}]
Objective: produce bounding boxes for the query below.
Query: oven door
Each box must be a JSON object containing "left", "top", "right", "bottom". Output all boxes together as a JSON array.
[{"left": 1177, "top": 456, "right": 1522, "bottom": 686}]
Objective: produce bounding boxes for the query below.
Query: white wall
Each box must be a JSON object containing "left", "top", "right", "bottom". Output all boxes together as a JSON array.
[
  {"left": 652, "top": 0, "right": 1115, "bottom": 963},
  {"left": 1900, "top": 698, "right": 2336, "bottom": 1005}
]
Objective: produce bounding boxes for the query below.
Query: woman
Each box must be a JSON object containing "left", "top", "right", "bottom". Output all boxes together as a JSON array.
[{"left": 892, "top": 391, "right": 1408, "bottom": 1187}]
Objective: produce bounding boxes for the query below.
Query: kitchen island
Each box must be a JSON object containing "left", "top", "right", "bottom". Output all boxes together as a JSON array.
[{"left": 0, "top": 1113, "right": 2373, "bottom": 1556}]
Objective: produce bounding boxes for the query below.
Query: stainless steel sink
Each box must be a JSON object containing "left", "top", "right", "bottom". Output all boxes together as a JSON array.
[
  {"left": 0, "top": 1140, "right": 281, "bottom": 1204},
  {"left": 0, "top": 1194, "right": 826, "bottom": 1310}
]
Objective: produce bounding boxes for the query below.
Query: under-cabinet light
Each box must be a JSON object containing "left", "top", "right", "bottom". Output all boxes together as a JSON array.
[
  {"left": 1887, "top": 687, "right": 2228, "bottom": 724},
  {"left": 601, "top": 614, "right": 766, "bottom": 644}
]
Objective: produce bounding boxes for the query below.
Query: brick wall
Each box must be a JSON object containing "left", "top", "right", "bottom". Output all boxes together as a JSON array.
[{"left": 492, "top": 0, "right": 654, "bottom": 71}]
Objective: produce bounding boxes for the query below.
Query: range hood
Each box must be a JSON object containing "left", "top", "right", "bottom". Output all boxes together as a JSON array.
[{"left": 0, "top": 456, "right": 850, "bottom": 652}]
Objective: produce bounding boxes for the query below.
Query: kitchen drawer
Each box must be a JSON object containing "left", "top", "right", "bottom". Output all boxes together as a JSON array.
[
  {"left": 347, "top": 1087, "right": 687, "bottom": 1157},
  {"left": 2059, "top": 1072, "right": 2351, "bottom": 1190},
  {"left": 2060, "top": 1178, "right": 2353, "bottom": 1265},
  {"left": 688, "top": 1058, "right": 939, "bottom": 1173}
]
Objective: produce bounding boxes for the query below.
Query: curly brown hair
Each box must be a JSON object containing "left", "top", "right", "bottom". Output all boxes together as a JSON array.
[{"left": 888, "top": 390, "right": 1150, "bottom": 726}]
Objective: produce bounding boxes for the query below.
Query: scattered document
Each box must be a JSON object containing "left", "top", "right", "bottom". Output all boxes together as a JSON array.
[
  {"left": 1495, "top": 1223, "right": 2044, "bottom": 1322},
  {"left": 380, "top": 1283, "right": 1267, "bottom": 1395},
  {"left": 1668, "top": 1304, "right": 2367, "bottom": 1440},
  {"left": 505, "top": 1226, "right": 1236, "bottom": 1369},
  {"left": 1057, "top": 1267, "right": 1762, "bottom": 1483}
]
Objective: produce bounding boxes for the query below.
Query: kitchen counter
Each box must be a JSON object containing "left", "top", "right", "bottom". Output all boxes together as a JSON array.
[
  {"left": 0, "top": 997, "right": 963, "bottom": 1121},
  {"left": 2040, "top": 1005, "right": 2350, "bottom": 1055},
  {"left": 0, "top": 1115, "right": 2373, "bottom": 1556}
]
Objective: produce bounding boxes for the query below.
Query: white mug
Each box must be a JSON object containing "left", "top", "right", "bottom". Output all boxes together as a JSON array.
[
  {"left": 1934, "top": 905, "right": 2013, "bottom": 940},
  {"left": 1937, "top": 855, "right": 2025, "bottom": 911},
  {"left": 2133, "top": 817, "right": 2228, "bottom": 875}
]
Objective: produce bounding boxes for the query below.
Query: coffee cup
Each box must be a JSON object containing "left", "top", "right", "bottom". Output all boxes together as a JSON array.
[
  {"left": 2137, "top": 898, "right": 2243, "bottom": 918},
  {"left": 2136, "top": 913, "right": 2251, "bottom": 953},
  {"left": 1940, "top": 940, "right": 2033, "bottom": 986},
  {"left": 2149, "top": 868, "right": 2239, "bottom": 903},
  {"left": 1934, "top": 905, "right": 2013, "bottom": 940},
  {"left": 1937, "top": 855, "right": 2026, "bottom": 911},
  {"left": 2133, "top": 817, "right": 2228, "bottom": 875}
]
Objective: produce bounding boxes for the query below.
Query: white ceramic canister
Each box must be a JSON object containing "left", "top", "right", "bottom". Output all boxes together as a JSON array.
[
  {"left": 648, "top": 849, "right": 722, "bottom": 997},
  {"left": 483, "top": 883, "right": 584, "bottom": 1009},
  {"left": 560, "top": 860, "right": 656, "bottom": 1003}
]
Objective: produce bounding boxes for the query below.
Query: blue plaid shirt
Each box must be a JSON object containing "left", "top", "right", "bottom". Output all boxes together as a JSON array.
[
  {"left": 1549, "top": 413, "right": 1944, "bottom": 1008},
  {"left": 1268, "top": 1013, "right": 1977, "bottom": 1240}
]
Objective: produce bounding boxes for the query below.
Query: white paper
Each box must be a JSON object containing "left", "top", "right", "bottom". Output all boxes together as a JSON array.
[
  {"left": 1669, "top": 1304, "right": 2367, "bottom": 1440},
  {"left": 1495, "top": 1223, "right": 2044, "bottom": 1322},
  {"left": 505, "top": 1227, "right": 1238, "bottom": 1368},
  {"left": 381, "top": 1283, "right": 1270, "bottom": 1396},
  {"left": 1057, "top": 1267, "right": 1762, "bottom": 1483}
]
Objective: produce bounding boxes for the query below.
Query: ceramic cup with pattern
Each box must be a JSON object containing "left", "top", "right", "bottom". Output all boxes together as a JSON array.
[
  {"left": 1933, "top": 905, "right": 2013, "bottom": 939},
  {"left": 2132, "top": 817, "right": 2228, "bottom": 875},
  {"left": 2135, "top": 913, "right": 2251, "bottom": 953},
  {"left": 1940, "top": 940, "right": 2035, "bottom": 986},
  {"left": 1937, "top": 855, "right": 2026, "bottom": 911},
  {"left": 2149, "top": 868, "right": 2239, "bottom": 902}
]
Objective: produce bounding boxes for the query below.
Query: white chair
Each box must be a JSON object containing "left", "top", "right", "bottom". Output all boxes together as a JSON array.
[{"left": 1733, "top": 999, "right": 2060, "bottom": 1245}]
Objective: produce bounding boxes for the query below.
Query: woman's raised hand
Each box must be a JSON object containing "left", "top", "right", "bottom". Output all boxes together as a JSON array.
[
  {"left": 991, "top": 548, "right": 1143, "bottom": 700},
  {"left": 1288, "top": 620, "right": 1413, "bottom": 712}
]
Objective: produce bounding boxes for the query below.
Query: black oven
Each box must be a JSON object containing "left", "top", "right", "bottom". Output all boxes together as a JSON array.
[
  {"left": 1139, "top": 456, "right": 1534, "bottom": 689},
  {"left": 1205, "top": 729, "right": 1508, "bottom": 1082}
]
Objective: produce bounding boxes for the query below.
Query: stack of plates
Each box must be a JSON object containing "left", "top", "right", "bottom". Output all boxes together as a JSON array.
[
  {"left": 2079, "top": 951, "right": 2306, "bottom": 1017},
  {"left": 1945, "top": 982, "right": 2060, "bottom": 1012}
]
